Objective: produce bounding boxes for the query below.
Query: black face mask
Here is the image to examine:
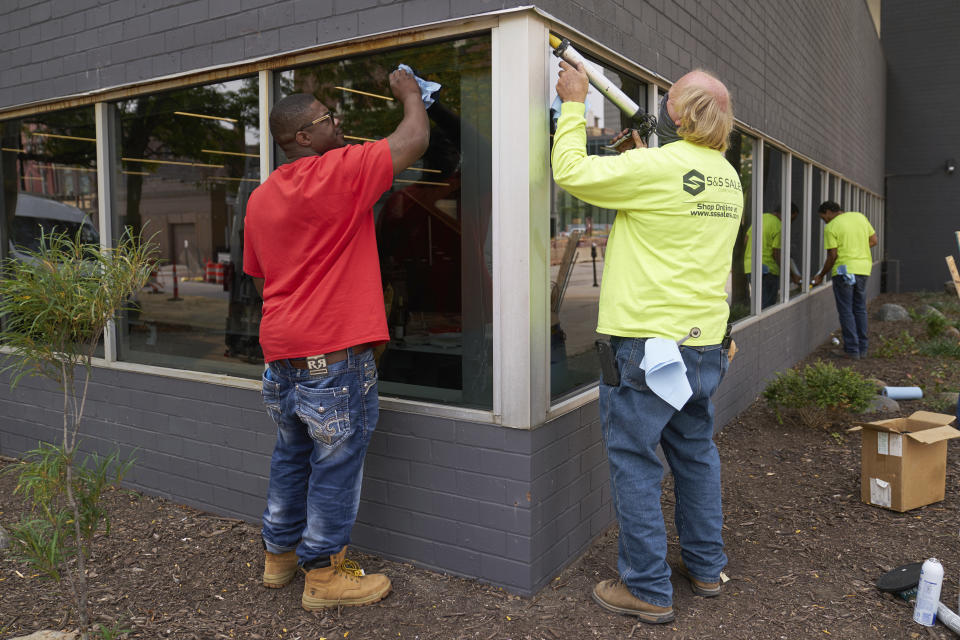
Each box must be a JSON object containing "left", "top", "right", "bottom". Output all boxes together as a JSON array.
[{"left": 656, "top": 92, "right": 681, "bottom": 146}]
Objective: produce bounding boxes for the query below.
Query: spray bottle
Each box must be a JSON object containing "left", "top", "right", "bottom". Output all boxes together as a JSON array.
[{"left": 913, "top": 557, "right": 944, "bottom": 626}]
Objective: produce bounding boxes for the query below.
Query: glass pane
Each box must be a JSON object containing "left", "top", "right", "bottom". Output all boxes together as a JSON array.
[
  {"left": 788, "top": 159, "right": 804, "bottom": 299},
  {"left": 1, "top": 106, "right": 104, "bottom": 357},
  {"left": 810, "top": 167, "right": 824, "bottom": 280},
  {"left": 277, "top": 35, "right": 493, "bottom": 408},
  {"left": 547, "top": 56, "right": 647, "bottom": 400},
  {"left": 755, "top": 146, "right": 784, "bottom": 309},
  {"left": 725, "top": 130, "right": 753, "bottom": 322},
  {"left": 112, "top": 77, "right": 262, "bottom": 377}
]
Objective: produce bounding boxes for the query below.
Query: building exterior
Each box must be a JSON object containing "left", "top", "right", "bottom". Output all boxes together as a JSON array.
[
  {"left": 882, "top": 0, "right": 960, "bottom": 292},
  {"left": 0, "top": 1, "right": 886, "bottom": 595}
]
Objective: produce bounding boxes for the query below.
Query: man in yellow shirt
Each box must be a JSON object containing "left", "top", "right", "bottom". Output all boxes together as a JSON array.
[
  {"left": 812, "top": 201, "right": 878, "bottom": 358},
  {"left": 744, "top": 204, "right": 799, "bottom": 308},
  {"left": 553, "top": 62, "right": 741, "bottom": 623}
]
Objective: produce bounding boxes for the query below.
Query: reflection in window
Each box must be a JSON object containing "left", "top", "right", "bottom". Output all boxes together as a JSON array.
[
  {"left": 277, "top": 36, "right": 493, "bottom": 408},
  {"left": 1, "top": 107, "right": 103, "bottom": 356},
  {"left": 725, "top": 131, "right": 753, "bottom": 322},
  {"left": 749, "top": 146, "right": 784, "bottom": 310},
  {"left": 111, "top": 78, "right": 262, "bottom": 377},
  {"left": 547, "top": 57, "right": 646, "bottom": 400}
]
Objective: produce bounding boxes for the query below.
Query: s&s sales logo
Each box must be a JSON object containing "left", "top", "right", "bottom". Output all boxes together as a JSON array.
[{"left": 682, "top": 169, "right": 705, "bottom": 196}]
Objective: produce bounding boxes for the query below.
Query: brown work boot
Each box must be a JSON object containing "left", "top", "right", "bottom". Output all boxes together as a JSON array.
[
  {"left": 674, "top": 559, "right": 722, "bottom": 597},
  {"left": 262, "top": 550, "right": 298, "bottom": 588},
  {"left": 301, "top": 546, "right": 391, "bottom": 610},
  {"left": 592, "top": 579, "right": 675, "bottom": 623}
]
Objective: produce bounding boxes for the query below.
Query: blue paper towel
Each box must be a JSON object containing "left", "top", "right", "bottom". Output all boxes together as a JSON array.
[
  {"left": 640, "top": 338, "right": 693, "bottom": 410},
  {"left": 397, "top": 64, "right": 441, "bottom": 108}
]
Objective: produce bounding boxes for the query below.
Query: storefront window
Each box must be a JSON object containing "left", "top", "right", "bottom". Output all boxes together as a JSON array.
[
  {"left": 788, "top": 159, "right": 805, "bottom": 300},
  {"left": 277, "top": 35, "right": 493, "bottom": 408},
  {"left": 111, "top": 77, "right": 261, "bottom": 377},
  {"left": 752, "top": 146, "right": 785, "bottom": 309},
  {"left": 1, "top": 106, "right": 102, "bottom": 356},
  {"left": 726, "top": 130, "right": 754, "bottom": 322},
  {"left": 546, "top": 56, "right": 647, "bottom": 400}
]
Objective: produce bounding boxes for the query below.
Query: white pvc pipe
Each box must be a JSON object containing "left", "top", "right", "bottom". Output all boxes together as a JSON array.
[{"left": 883, "top": 386, "right": 924, "bottom": 400}]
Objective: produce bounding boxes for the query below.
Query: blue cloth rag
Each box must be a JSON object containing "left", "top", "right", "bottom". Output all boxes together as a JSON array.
[
  {"left": 836, "top": 264, "right": 856, "bottom": 285},
  {"left": 397, "top": 64, "right": 441, "bottom": 108},
  {"left": 640, "top": 338, "right": 693, "bottom": 410}
]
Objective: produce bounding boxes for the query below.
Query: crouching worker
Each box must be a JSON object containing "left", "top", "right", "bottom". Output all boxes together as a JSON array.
[
  {"left": 551, "top": 62, "right": 742, "bottom": 623},
  {"left": 243, "top": 69, "right": 428, "bottom": 609}
]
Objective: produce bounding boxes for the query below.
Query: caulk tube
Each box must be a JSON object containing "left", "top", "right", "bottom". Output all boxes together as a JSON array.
[
  {"left": 549, "top": 35, "right": 644, "bottom": 123},
  {"left": 936, "top": 601, "right": 960, "bottom": 634},
  {"left": 913, "top": 558, "right": 944, "bottom": 626}
]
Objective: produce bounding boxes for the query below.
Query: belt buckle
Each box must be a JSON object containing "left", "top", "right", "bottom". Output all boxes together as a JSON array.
[{"left": 305, "top": 354, "right": 328, "bottom": 376}]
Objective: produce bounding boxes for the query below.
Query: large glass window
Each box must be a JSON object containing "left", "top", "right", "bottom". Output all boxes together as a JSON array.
[
  {"left": 277, "top": 36, "right": 493, "bottom": 408},
  {"left": 111, "top": 77, "right": 261, "bottom": 377},
  {"left": 1, "top": 106, "right": 102, "bottom": 355},
  {"left": 726, "top": 130, "right": 754, "bottom": 322},
  {"left": 810, "top": 167, "right": 825, "bottom": 280},
  {"left": 546, "top": 55, "right": 647, "bottom": 400},
  {"left": 788, "top": 158, "right": 804, "bottom": 300},
  {"left": 752, "top": 145, "right": 784, "bottom": 309}
]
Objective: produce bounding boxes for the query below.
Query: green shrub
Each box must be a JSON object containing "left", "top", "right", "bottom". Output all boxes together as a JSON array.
[
  {"left": 918, "top": 337, "right": 960, "bottom": 359},
  {"left": 924, "top": 312, "right": 950, "bottom": 338},
  {"left": 875, "top": 330, "right": 917, "bottom": 357},
  {"left": 763, "top": 361, "right": 876, "bottom": 428}
]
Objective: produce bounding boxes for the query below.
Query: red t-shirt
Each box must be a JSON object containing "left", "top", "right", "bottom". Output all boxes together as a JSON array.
[{"left": 243, "top": 140, "right": 393, "bottom": 362}]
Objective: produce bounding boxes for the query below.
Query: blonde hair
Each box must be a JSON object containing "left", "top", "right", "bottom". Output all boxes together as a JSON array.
[{"left": 671, "top": 71, "right": 734, "bottom": 152}]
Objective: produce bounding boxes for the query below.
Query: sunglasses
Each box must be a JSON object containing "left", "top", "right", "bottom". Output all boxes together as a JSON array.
[{"left": 298, "top": 110, "right": 336, "bottom": 132}]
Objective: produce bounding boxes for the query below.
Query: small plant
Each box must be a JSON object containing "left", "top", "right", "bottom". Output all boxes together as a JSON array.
[
  {"left": 0, "top": 227, "right": 157, "bottom": 640},
  {"left": 925, "top": 395, "right": 958, "bottom": 415},
  {"left": 763, "top": 360, "right": 876, "bottom": 429},
  {"left": 94, "top": 620, "right": 132, "bottom": 640},
  {"left": 918, "top": 337, "right": 960, "bottom": 359},
  {"left": 924, "top": 312, "right": 950, "bottom": 338},
  {"left": 875, "top": 330, "right": 917, "bottom": 358}
]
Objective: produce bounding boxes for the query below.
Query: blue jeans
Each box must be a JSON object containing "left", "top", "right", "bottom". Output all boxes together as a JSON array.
[
  {"left": 260, "top": 347, "right": 378, "bottom": 564},
  {"left": 599, "top": 337, "right": 728, "bottom": 607},
  {"left": 832, "top": 274, "right": 869, "bottom": 355}
]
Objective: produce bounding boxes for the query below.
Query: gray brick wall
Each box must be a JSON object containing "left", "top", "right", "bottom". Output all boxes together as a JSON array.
[
  {"left": 882, "top": 0, "right": 960, "bottom": 291},
  {"left": 1, "top": 1, "right": 883, "bottom": 191}
]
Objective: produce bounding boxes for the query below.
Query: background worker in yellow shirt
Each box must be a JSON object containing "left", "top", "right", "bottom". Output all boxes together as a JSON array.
[
  {"left": 812, "top": 201, "right": 879, "bottom": 358},
  {"left": 744, "top": 204, "right": 800, "bottom": 308},
  {"left": 552, "top": 62, "right": 741, "bottom": 624}
]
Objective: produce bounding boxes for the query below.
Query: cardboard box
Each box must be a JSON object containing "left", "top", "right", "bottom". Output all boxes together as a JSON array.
[{"left": 851, "top": 411, "right": 960, "bottom": 512}]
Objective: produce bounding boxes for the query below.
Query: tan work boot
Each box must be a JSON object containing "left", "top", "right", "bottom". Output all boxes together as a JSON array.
[
  {"left": 301, "top": 546, "right": 391, "bottom": 610},
  {"left": 263, "top": 550, "right": 298, "bottom": 588},
  {"left": 674, "top": 559, "right": 722, "bottom": 597},
  {"left": 592, "top": 579, "right": 675, "bottom": 623}
]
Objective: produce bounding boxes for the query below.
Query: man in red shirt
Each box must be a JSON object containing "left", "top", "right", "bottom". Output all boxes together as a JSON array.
[{"left": 243, "top": 68, "right": 428, "bottom": 610}]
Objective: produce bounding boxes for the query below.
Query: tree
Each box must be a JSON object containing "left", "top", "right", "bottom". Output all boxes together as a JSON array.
[{"left": 0, "top": 228, "right": 158, "bottom": 640}]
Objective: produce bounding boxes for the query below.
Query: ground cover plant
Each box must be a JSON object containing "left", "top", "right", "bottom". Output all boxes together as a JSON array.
[{"left": 1, "top": 291, "right": 959, "bottom": 639}]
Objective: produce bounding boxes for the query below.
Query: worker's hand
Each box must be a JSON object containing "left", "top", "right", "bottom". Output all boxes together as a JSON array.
[
  {"left": 389, "top": 68, "right": 422, "bottom": 103},
  {"left": 610, "top": 128, "right": 646, "bottom": 152},
  {"left": 812, "top": 274, "right": 823, "bottom": 286},
  {"left": 790, "top": 274, "right": 802, "bottom": 285},
  {"left": 556, "top": 60, "right": 589, "bottom": 103}
]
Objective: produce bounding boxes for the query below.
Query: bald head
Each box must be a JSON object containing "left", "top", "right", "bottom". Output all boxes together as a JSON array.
[
  {"left": 269, "top": 93, "right": 317, "bottom": 144},
  {"left": 666, "top": 69, "right": 734, "bottom": 152}
]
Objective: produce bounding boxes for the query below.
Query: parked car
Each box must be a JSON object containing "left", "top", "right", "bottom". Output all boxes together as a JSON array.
[{"left": 9, "top": 193, "right": 99, "bottom": 261}]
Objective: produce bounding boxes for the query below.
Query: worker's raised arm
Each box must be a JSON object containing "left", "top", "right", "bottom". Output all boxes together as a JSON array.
[{"left": 386, "top": 69, "right": 430, "bottom": 176}]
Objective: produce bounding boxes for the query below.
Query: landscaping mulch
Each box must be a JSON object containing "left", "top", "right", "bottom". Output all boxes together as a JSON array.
[{"left": 2, "top": 291, "right": 960, "bottom": 639}]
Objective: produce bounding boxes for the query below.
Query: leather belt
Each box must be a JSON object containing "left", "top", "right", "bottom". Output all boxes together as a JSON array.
[{"left": 276, "top": 343, "right": 373, "bottom": 372}]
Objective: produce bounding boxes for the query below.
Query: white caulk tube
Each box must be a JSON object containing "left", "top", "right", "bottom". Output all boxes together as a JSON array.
[
  {"left": 936, "top": 601, "right": 960, "bottom": 634},
  {"left": 914, "top": 558, "right": 944, "bottom": 626},
  {"left": 549, "top": 34, "right": 643, "bottom": 122}
]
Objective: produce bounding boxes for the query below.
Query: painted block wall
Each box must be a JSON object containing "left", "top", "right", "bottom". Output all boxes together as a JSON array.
[{"left": 883, "top": 0, "right": 960, "bottom": 292}]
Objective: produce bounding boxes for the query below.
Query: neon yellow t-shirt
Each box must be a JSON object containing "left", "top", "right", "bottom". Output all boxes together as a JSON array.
[
  {"left": 823, "top": 211, "right": 875, "bottom": 276},
  {"left": 551, "top": 101, "right": 743, "bottom": 345},
  {"left": 743, "top": 213, "right": 782, "bottom": 275}
]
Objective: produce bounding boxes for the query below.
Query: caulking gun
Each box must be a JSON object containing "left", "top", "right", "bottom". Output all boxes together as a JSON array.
[{"left": 549, "top": 34, "right": 657, "bottom": 148}]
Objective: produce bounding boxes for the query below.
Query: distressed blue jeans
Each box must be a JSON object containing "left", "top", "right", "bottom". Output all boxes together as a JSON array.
[
  {"left": 599, "top": 337, "right": 728, "bottom": 608},
  {"left": 832, "top": 274, "right": 869, "bottom": 355},
  {"left": 260, "top": 347, "right": 378, "bottom": 565}
]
